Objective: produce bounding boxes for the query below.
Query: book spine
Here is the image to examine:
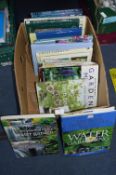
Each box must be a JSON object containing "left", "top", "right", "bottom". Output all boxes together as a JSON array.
[{"left": 81, "top": 64, "right": 99, "bottom": 108}]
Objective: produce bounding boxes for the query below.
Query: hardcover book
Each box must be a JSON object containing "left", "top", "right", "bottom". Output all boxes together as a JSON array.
[
  {"left": 1, "top": 114, "right": 59, "bottom": 158},
  {"left": 38, "top": 62, "right": 99, "bottom": 108},
  {"left": 38, "top": 62, "right": 97, "bottom": 82},
  {"left": 31, "top": 9, "right": 83, "bottom": 18},
  {"left": 61, "top": 107, "right": 116, "bottom": 156},
  {"left": 24, "top": 16, "right": 86, "bottom": 35},
  {"left": 30, "top": 34, "right": 93, "bottom": 44},
  {"left": 33, "top": 27, "right": 82, "bottom": 40},
  {"left": 36, "top": 68, "right": 98, "bottom": 114}
]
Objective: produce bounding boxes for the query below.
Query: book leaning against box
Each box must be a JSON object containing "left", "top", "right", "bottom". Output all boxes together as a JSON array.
[
  {"left": 1, "top": 114, "right": 60, "bottom": 158},
  {"left": 36, "top": 61, "right": 99, "bottom": 114},
  {"left": 60, "top": 106, "right": 116, "bottom": 156}
]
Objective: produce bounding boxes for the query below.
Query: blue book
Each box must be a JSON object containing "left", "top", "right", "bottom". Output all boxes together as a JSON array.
[
  {"left": 0, "top": 11, "right": 5, "bottom": 43},
  {"left": 35, "top": 28, "right": 82, "bottom": 40},
  {"left": 61, "top": 107, "right": 116, "bottom": 156},
  {"left": 31, "top": 9, "right": 83, "bottom": 18}
]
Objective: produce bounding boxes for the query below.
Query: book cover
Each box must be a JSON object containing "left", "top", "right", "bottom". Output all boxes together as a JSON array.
[
  {"left": 25, "top": 18, "right": 80, "bottom": 36},
  {"left": 31, "top": 9, "right": 83, "bottom": 18},
  {"left": 36, "top": 62, "right": 98, "bottom": 112},
  {"left": 24, "top": 16, "right": 86, "bottom": 35},
  {"left": 33, "top": 35, "right": 93, "bottom": 44},
  {"left": 39, "top": 62, "right": 99, "bottom": 108},
  {"left": 39, "top": 62, "right": 97, "bottom": 83},
  {"left": 39, "top": 65, "right": 81, "bottom": 81},
  {"left": 61, "top": 108, "right": 116, "bottom": 156},
  {"left": 1, "top": 114, "right": 59, "bottom": 158},
  {"left": 36, "top": 79, "right": 88, "bottom": 113},
  {"left": 36, "top": 48, "right": 93, "bottom": 67},
  {"left": 34, "top": 27, "right": 82, "bottom": 40}
]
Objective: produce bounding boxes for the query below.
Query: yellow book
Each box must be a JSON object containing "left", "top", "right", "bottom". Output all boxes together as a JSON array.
[{"left": 109, "top": 68, "right": 116, "bottom": 92}]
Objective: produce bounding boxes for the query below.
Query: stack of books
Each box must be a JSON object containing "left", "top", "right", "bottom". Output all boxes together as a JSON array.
[
  {"left": 0, "top": 0, "right": 15, "bottom": 64},
  {"left": 24, "top": 9, "right": 99, "bottom": 114}
]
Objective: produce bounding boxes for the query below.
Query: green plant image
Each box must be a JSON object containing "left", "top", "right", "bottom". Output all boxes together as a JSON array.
[
  {"left": 2, "top": 117, "right": 59, "bottom": 157},
  {"left": 43, "top": 66, "right": 81, "bottom": 81},
  {"left": 36, "top": 79, "right": 86, "bottom": 113},
  {"left": 62, "top": 127, "right": 113, "bottom": 155}
]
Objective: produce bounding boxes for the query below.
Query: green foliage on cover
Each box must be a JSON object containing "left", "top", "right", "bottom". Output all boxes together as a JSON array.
[
  {"left": 42, "top": 66, "right": 81, "bottom": 81},
  {"left": 2, "top": 117, "right": 59, "bottom": 157},
  {"left": 62, "top": 127, "right": 113, "bottom": 155},
  {"left": 37, "top": 79, "right": 85, "bottom": 113}
]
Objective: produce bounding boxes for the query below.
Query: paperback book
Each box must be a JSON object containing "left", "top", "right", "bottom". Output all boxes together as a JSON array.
[
  {"left": 61, "top": 107, "right": 116, "bottom": 156},
  {"left": 1, "top": 114, "right": 59, "bottom": 158}
]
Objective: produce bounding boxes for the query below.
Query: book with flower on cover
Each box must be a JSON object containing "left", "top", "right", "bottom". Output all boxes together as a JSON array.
[
  {"left": 36, "top": 61, "right": 98, "bottom": 113},
  {"left": 36, "top": 79, "right": 87, "bottom": 113},
  {"left": 1, "top": 114, "right": 59, "bottom": 158},
  {"left": 37, "top": 62, "right": 98, "bottom": 111}
]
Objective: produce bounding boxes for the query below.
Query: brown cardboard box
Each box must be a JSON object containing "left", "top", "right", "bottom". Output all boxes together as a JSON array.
[{"left": 14, "top": 17, "right": 109, "bottom": 114}]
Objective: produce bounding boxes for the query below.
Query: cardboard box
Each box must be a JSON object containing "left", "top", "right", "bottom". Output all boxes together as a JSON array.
[{"left": 14, "top": 17, "right": 109, "bottom": 114}]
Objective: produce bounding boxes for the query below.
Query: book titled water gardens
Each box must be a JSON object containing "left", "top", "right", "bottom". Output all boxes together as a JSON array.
[{"left": 61, "top": 107, "right": 116, "bottom": 156}]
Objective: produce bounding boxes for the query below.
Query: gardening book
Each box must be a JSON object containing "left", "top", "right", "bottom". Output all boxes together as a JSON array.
[
  {"left": 61, "top": 107, "right": 116, "bottom": 156},
  {"left": 1, "top": 114, "right": 59, "bottom": 158},
  {"left": 36, "top": 79, "right": 87, "bottom": 113},
  {"left": 38, "top": 62, "right": 98, "bottom": 82},
  {"left": 36, "top": 60, "right": 98, "bottom": 113},
  {"left": 38, "top": 62, "right": 98, "bottom": 110}
]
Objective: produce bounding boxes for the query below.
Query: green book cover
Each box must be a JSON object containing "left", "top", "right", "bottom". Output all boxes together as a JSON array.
[
  {"left": 1, "top": 114, "right": 59, "bottom": 158},
  {"left": 61, "top": 108, "right": 116, "bottom": 156},
  {"left": 25, "top": 18, "right": 80, "bottom": 34},
  {"left": 40, "top": 66, "right": 81, "bottom": 81},
  {"left": 63, "top": 127, "right": 113, "bottom": 155},
  {"left": 36, "top": 79, "right": 87, "bottom": 113}
]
